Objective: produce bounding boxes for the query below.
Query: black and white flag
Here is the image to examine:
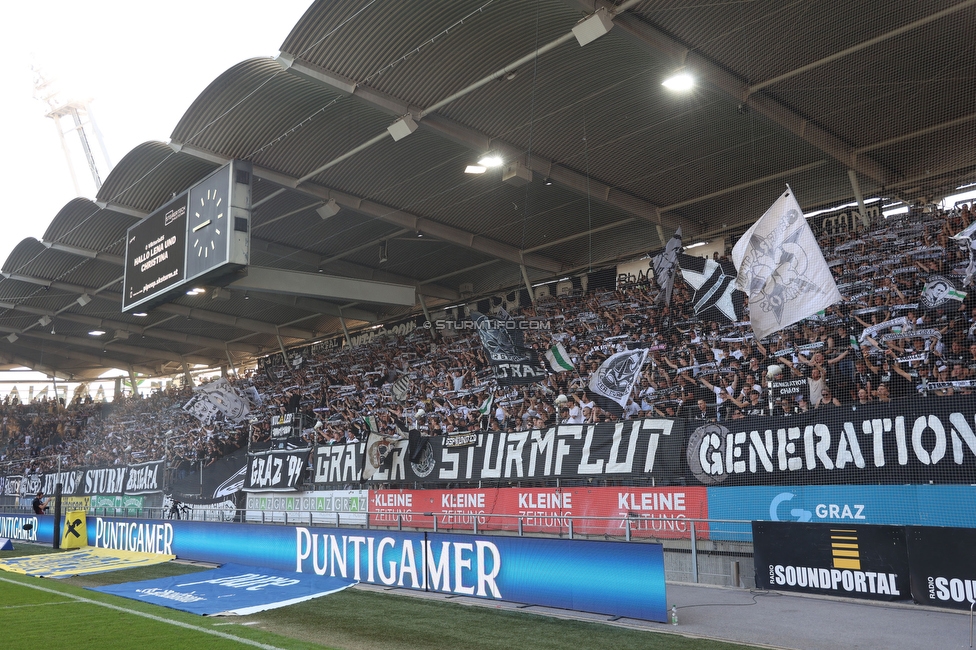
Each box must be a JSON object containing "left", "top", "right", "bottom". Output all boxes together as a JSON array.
[
  {"left": 676, "top": 254, "right": 745, "bottom": 324},
  {"left": 732, "top": 189, "right": 842, "bottom": 339},
  {"left": 588, "top": 348, "right": 648, "bottom": 416},
  {"left": 920, "top": 275, "right": 967, "bottom": 311},
  {"left": 183, "top": 394, "right": 220, "bottom": 424},
  {"left": 361, "top": 432, "right": 407, "bottom": 481},
  {"left": 192, "top": 378, "right": 251, "bottom": 423},
  {"left": 471, "top": 311, "right": 547, "bottom": 385},
  {"left": 952, "top": 220, "right": 976, "bottom": 287},
  {"left": 651, "top": 227, "right": 682, "bottom": 305},
  {"left": 391, "top": 375, "right": 411, "bottom": 402}
]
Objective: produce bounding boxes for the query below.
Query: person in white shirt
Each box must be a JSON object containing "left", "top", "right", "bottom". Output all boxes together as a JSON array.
[
  {"left": 699, "top": 373, "right": 737, "bottom": 406},
  {"left": 575, "top": 393, "right": 595, "bottom": 411},
  {"left": 566, "top": 400, "right": 585, "bottom": 424}
]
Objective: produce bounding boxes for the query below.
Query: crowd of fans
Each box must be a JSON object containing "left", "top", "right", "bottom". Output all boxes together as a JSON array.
[{"left": 1, "top": 203, "right": 975, "bottom": 478}]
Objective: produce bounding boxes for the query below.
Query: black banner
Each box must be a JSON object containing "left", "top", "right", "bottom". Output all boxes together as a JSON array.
[
  {"left": 1, "top": 461, "right": 165, "bottom": 497},
  {"left": 906, "top": 526, "right": 976, "bottom": 610},
  {"left": 170, "top": 447, "right": 247, "bottom": 500},
  {"left": 769, "top": 378, "right": 809, "bottom": 403},
  {"left": 471, "top": 311, "right": 547, "bottom": 385},
  {"left": 314, "top": 419, "right": 689, "bottom": 485},
  {"left": 685, "top": 395, "right": 976, "bottom": 486},
  {"left": 122, "top": 460, "right": 164, "bottom": 495},
  {"left": 753, "top": 521, "right": 910, "bottom": 601},
  {"left": 244, "top": 448, "right": 310, "bottom": 492},
  {"left": 270, "top": 413, "right": 300, "bottom": 438}
]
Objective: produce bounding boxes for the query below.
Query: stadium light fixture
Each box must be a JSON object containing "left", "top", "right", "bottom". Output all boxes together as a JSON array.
[
  {"left": 477, "top": 153, "right": 503, "bottom": 167},
  {"left": 572, "top": 7, "right": 614, "bottom": 47},
  {"left": 6, "top": 333, "right": 17, "bottom": 343},
  {"left": 387, "top": 115, "right": 419, "bottom": 141},
  {"left": 132, "top": 312, "right": 148, "bottom": 317},
  {"left": 89, "top": 330, "right": 106, "bottom": 336},
  {"left": 464, "top": 165, "right": 487, "bottom": 174},
  {"left": 662, "top": 71, "right": 695, "bottom": 92},
  {"left": 76, "top": 293, "right": 92, "bottom": 306},
  {"left": 316, "top": 198, "right": 341, "bottom": 220}
]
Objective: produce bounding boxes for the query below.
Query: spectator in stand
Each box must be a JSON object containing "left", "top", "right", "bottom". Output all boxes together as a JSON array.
[
  {"left": 2, "top": 206, "right": 974, "bottom": 478},
  {"left": 817, "top": 388, "right": 841, "bottom": 408}
]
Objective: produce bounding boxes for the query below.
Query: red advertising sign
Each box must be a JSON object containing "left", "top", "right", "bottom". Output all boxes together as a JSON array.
[{"left": 369, "top": 486, "right": 708, "bottom": 539}]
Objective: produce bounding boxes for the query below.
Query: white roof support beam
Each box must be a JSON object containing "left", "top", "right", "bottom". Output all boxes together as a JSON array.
[
  {"left": 0, "top": 347, "right": 77, "bottom": 380},
  {"left": 237, "top": 292, "right": 374, "bottom": 326},
  {"left": 1, "top": 272, "right": 319, "bottom": 341},
  {"left": 41, "top": 241, "right": 125, "bottom": 265},
  {"left": 171, "top": 141, "right": 563, "bottom": 273},
  {"left": 249, "top": 236, "right": 458, "bottom": 301},
  {"left": 276, "top": 56, "right": 697, "bottom": 237},
  {"left": 230, "top": 267, "right": 417, "bottom": 306},
  {"left": 0, "top": 298, "right": 262, "bottom": 355},
  {"left": 42, "top": 236, "right": 387, "bottom": 321},
  {"left": 1, "top": 325, "right": 211, "bottom": 368},
  {"left": 568, "top": 0, "right": 898, "bottom": 186}
]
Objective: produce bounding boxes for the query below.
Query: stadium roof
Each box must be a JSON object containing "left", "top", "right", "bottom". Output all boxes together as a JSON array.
[{"left": 2, "top": 0, "right": 974, "bottom": 380}]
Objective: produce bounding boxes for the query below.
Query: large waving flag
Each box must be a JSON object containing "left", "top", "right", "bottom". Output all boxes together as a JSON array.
[
  {"left": 588, "top": 348, "right": 648, "bottom": 416},
  {"left": 732, "top": 188, "right": 842, "bottom": 340},
  {"left": 676, "top": 254, "right": 744, "bottom": 323},
  {"left": 651, "top": 227, "right": 682, "bottom": 304},
  {"left": 193, "top": 377, "right": 250, "bottom": 422},
  {"left": 361, "top": 432, "right": 406, "bottom": 481},
  {"left": 920, "top": 275, "right": 967, "bottom": 311},
  {"left": 952, "top": 220, "right": 976, "bottom": 287},
  {"left": 544, "top": 342, "right": 574, "bottom": 372},
  {"left": 391, "top": 375, "right": 411, "bottom": 402},
  {"left": 471, "top": 311, "right": 547, "bottom": 385}
]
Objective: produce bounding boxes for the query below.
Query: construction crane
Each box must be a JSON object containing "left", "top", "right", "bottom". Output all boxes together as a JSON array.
[{"left": 31, "top": 65, "right": 112, "bottom": 195}]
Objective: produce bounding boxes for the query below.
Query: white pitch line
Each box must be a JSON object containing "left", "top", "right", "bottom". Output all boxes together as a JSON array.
[
  {"left": 0, "top": 576, "right": 286, "bottom": 650},
  {"left": 0, "top": 601, "right": 75, "bottom": 609}
]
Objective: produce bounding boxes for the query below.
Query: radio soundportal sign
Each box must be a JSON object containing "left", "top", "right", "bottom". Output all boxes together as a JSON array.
[
  {"left": 753, "top": 521, "right": 910, "bottom": 601},
  {"left": 907, "top": 526, "right": 976, "bottom": 610}
]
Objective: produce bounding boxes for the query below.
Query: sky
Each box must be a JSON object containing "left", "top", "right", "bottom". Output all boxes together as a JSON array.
[{"left": 0, "top": 0, "right": 313, "bottom": 265}]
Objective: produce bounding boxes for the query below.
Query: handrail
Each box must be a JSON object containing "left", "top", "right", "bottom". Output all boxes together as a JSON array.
[
  {"left": 0, "top": 503, "right": 752, "bottom": 530},
  {"left": 969, "top": 600, "right": 976, "bottom": 648}
]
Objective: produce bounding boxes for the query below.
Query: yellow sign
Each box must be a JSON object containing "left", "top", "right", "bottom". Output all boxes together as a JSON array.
[
  {"left": 0, "top": 546, "right": 174, "bottom": 578},
  {"left": 60, "top": 496, "right": 91, "bottom": 513},
  {"left": 61, "top": 510, "right": 88, "bottom": 549}
]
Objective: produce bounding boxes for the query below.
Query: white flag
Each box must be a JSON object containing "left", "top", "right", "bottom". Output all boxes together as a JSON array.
[
  {"left": 544, "top": 342, "right": 574, "bottom": 372},
  {"left": 194, "top": 377, "right": 250, "bottom": 423},
  {"left": 588, "top": 348, "right": 648, "bottom": 415},
  {"left": 361, "top": 432, "right": 407, "bottom": 481},
  {"left": 732, "top": 189, "right": 842, "bottom": 340},
  {"left": 651, "top": 227, "right": 682, "bottom": 305}
]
